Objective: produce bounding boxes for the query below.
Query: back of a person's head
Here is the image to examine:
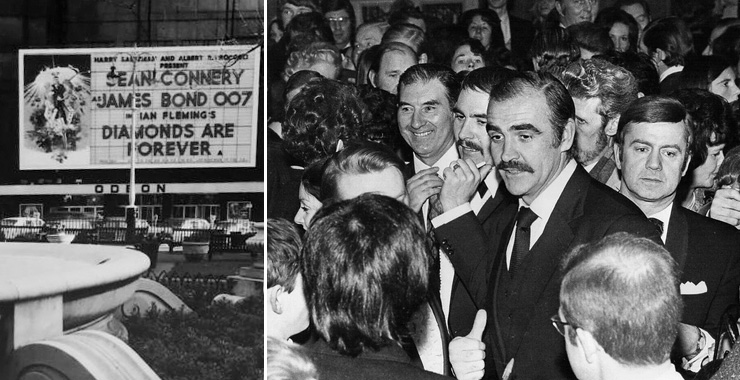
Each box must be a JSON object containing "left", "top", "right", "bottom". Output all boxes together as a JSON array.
[
  {"left": 614, "top": 0, "right": 651, "bottom": 17},
  {"left": 567, "top": 22, "right": 615, "bottom": 56},
  {"left": 559, "top": 58, "right": 638, "bottom": 120},
  {"left": 711, "top": 25, "right": 740, "bottom": 64},
  {"left": 560, "top": 232, "right": 682, "bottom": 365},
  {"left": 267, "top": 218, "right": 303, "bottom": 291},
  {"left": 282, "top": 79, "right": 363, "bottom": 165},
  {"left": 593, "top": 50, "right": 661, "bottom": 96},
  {"left": 301, "top": 193, "right": 430, "bottom": 356},
  {"left": 266, "top": 336, "right": 318, "bottom": 380},
  {"left": 425, "top": 24, "right": 469, "bottom": 66},
  {"left": 642, "top": 17, "right": 694, "bottom": 66},
  {"left": 355, "top": 85, "right": 403, "bottom": 150},
  {"left": 717, "top": 146, "right": 740, "bottom": 190},
  {"left": 388, "top": 2, "right": 425, "bottom": 27},
  {"left": 530, "top": 28, "right": 581, "bottom": 76},
  {"left": 381, "top": 22, "right": 426, "bottom": 53},
  {"left": 369, "top": 41, "right": 418, "bottom": 76},
  {"left": 284, "top": 70, "right": 324, "bottom": 104},
  {"left": 320, "top": 141, "right": 406, "bottom": 201}
]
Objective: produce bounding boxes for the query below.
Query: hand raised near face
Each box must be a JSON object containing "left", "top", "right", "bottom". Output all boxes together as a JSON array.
[
  {"left": 406, "top": 167, "right": 444, "bottom": 214},
  {"left": 439, "top": 159, "right": 492, "bottom": 212},
  {"left": 709, "top": 187, "right": 740, "bottom": 228}
]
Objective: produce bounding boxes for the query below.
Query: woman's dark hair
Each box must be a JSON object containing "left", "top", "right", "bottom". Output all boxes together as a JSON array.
[
  {"left": 678, "top": 55, "right": 733, "bottom": 91},
  {"left": 595, "top": 7, "right": 640, "bottom": 53},
  {"left": 459, "top": 8, "right": 506, "bottom": 52},
  {"left": 672, "top": 89, "right": 734, "bottom": 171},
  {"left": 301, "top": 156, "right": 328, "bottom": 199}
]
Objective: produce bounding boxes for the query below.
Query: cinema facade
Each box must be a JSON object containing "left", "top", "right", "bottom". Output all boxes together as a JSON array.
[{"left": 1, "top": 45, "right": 263, "bottom": 223}]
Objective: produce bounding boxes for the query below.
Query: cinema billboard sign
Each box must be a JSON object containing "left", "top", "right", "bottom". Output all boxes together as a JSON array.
[{"left": 18, "top": 45, "right": 260, "bottom": 170}]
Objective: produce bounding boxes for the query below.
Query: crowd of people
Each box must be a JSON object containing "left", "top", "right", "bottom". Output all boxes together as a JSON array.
[{"left": 265, "top": 0, "right": 740, "bottom": 379}]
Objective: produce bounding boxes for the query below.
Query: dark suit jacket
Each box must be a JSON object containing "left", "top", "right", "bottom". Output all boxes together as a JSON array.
[
  {"left": 267, "top": 129, "right": 302, "bottom": 220},
  {"left": 660, "top": 71, "right": 682, "bottom": 95},
  {"left": 666, "top": 205, "right": 740, "bottom": 337},
  {"left": 306, "top": 339, "right": 452, "bottom": 380},
  {"left": 435, "top": 165, "right": 662, "bottom": 380}
]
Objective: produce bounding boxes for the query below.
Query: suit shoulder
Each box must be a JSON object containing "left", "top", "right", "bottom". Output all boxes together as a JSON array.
[
  {"left": 680, "top": 207, "right": 740, "bottom": 239},
  {"left": 583, "top": 176, "right": 645, "bottom": 217}
]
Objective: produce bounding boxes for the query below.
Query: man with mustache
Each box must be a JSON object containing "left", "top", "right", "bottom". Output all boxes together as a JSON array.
[
  {"left": 614, "top": 95, "right": 740, "bottom": 374},
  {"left": 432, "top": 72, "right": 660, "bottom": 380},
  {"left": 559, "top": 58, "right": 638, "bottom": 191}
]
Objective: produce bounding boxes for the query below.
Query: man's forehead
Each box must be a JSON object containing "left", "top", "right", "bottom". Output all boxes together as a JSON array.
[
  {"left": 400, "top": 79, "right": 449, "bottom": 102},
  {"left": 624, "top": 121, "right": 688, "bottom": 142},
  {"left": 457, "top": 89, "right": 490, "bottom": 109}
]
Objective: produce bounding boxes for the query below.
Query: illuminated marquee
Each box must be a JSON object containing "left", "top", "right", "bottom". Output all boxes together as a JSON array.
[{"left": 18, "top": 45, "right": 260, "bottom": 170}]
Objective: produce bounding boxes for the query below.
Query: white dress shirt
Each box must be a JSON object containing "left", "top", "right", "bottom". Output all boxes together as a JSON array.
[
  {"left": 647, "top": 203, "right": 672, "bottom": 244},
  {"left": 659, "top": 65, "right": 684, "bottom": 83},
  {"left": 411, "top": 143, "right": 458, "bottom": 375}
]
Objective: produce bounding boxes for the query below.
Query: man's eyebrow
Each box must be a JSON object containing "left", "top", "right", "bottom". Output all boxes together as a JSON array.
[
  {"left": 510, "top": 123, "right": 542, "bottom": 133},
  {"left": 422, "top": 99, "right": 441, "bottom": 106},
  {"left": 472, "top": 112, "right": 487, "bottom": 119},
  {"left": 629, "top": 139, "right": 684, "bottom": 152}
]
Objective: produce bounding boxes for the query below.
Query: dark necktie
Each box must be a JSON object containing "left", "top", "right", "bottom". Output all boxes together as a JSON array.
[
  {"left": 477, "top": 181, "right": 488, "bottom": 198},
  {"left": 510, "top": 206, "right": 538, "bottom": 275},
  {"left": 648, "top": 217, "right": 664, "bottom": 235},
  {"left": 427, "top": 193, "right": 444, "bottom": 252}
]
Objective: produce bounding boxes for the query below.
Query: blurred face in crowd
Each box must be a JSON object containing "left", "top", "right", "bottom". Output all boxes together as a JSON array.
[
  {"left": 557, "top": 0, "right": 598, "bottom": 27},
  {"left": 488, "top": 0, "right": 508, "bottom": 9},
  {"left": 609, "top": 22, "right": 630, "bottom": 52},
  {"left": 616, "top": 121, "right": 690, "bottom": 211},
  {"left": 693, "top": 137, "right": 725, "bottom": 189},
  {"left": 620, "top": 3, "right": 649, "bottom": 31},
  {"left": 468, "top": 16, "right": 493, "bottom": 50},
  {"left": 281, "top": 3, "right": 313, "bottom": 27},
  {"left": 335, "top": 167, "right": 409, "bottom": 205},
  {"left": 307, "top": 60, "right": 340, "bottom": 80},
  {"left": 326, "top": 9, "right": 352, "bottom": 47},
  {"left": 487, "top": 91, "right": 575, "bottom": 204},
  {"left": 455, "top": 88, "right": 493, "bottom": 166},
  {"left": 373, "top": 49, "right": 417, "bottom": 95},
  {"left": 536, "top": 0, "right": 558, "bottom": 17},
  {"left": 573, "top": 97, "right": 613, "bottom": 166},
  {"left": 269, "top": 21, "right": 284, "bottom": 44},
  {"left": 710, "top": 67, "right": 740, "bottom": 103},
  {"left": 353, "top": 23, "right": 384, "bottom": 65},
  {"left": 398, "top": 79, "right": 457, "bottom": 165},
  {"left": 294, "top": 184, "right": 322, "bottom": 230},
  {"left": 451, "top": 44, "right": 485, "bottom": 73}
]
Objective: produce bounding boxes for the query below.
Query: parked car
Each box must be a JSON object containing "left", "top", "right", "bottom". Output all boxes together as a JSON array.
[
  {"left": 44, "top": 212, "right": 96, "bottom": 230},
  {"left": 160, "top": 218, "right": 211, "bottom": 250},
  {"left": 1, "top": 217, "right": 45, "bottom": 240},
  {"left": 98, "top": 216, "right": 150, "bottom": 242},
  {"left": 214, "top": 219, "right": 255, "bottom": 236}
]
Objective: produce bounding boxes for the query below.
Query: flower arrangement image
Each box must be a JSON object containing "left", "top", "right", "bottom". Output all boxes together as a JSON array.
[{"left": 23, "top": 65, "right": 91, "bottom": 163}]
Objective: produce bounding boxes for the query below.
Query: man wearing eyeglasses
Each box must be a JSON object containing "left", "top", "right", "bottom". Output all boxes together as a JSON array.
[
  {"left": 556, "top": 232, "right": 685, "bottom": 380},
  {"left": 323, "top": 0, "right": 355, "bottom": 62}
]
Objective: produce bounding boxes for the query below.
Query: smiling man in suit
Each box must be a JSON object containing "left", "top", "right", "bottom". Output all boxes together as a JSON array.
[
  {"left": 432, "top": 71, "right": 660, "bottom": 380},
  {"left": 614, "top": 95, "right": 740, "bottom": 373}
]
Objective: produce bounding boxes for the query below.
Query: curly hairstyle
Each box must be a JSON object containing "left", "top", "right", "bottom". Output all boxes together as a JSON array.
[
  {"left": 282, "top": 79, "right": 363, "bottom": 166},
  {"left": 560, "top": 58, "right": 638, "bottom": 122},
  {"left": 355, "top": 85, "right": 402, "bottom": 151}
]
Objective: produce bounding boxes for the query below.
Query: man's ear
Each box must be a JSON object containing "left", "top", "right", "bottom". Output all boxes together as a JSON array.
[
  {"left": 269, "top": 285, "right": 285, "bottom": 314},
  {"left": 605, "top": 116, "right": 619, "bottom": 137},
  {"left": 368, "top": 70, "right": 378, "bottom": 87},
  {"left": 561, "top": 118, "right": 576, "bottom": 152},
  {"left": 418, "top": 53, "right": 428, "bottom": 64},
  {"left": 654, "top": 48, "right": 667, "bottom": 63},
  {"left": 614, "top": 143, "right": 622, "bottom": 170},
  {"left": 575, "top": 328, "right": 602, "bottom": 364},
  {"left": 555, "top": 1, "right": 564, "bottom": 17}
]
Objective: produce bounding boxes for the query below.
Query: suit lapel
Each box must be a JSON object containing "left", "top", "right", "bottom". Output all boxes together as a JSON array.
[{"left": 666, "top": 206, "right": 690, "bottom": 272}]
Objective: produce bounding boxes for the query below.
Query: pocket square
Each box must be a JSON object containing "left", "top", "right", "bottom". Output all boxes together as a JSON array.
[{"left": 680, "top": 281, "right": 707, "bottom": 295}]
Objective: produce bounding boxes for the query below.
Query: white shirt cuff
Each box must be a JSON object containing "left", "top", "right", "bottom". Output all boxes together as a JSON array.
[{"left": 431, "top": 203, "right": 473, "bottom": 228}]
